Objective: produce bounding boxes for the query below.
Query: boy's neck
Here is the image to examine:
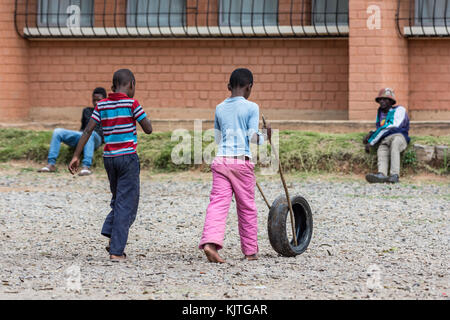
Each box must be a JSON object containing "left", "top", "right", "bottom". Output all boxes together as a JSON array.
[
  {"left": 229, "top": 86, "right": 250, "bottom": 99},
  {"left": 113, "top": 88, "right": 130, "bottom": 97},
  {"left": 230, "top": 90, "right": 247, "bottom": 99}
]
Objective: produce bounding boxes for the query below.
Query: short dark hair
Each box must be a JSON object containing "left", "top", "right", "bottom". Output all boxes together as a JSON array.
[
  {"left": 112, "top": 69, "right": 135, "bottom": 89},
  {"left": 93, "top": 87, "right": 107, "bottom": 98},
  {"left": 229, "top": 68, "right": 253, "bottom": 89}
]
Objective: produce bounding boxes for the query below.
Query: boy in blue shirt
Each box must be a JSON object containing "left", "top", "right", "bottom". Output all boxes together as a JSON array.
[{"left": 199, "top": 68, "right": 271, "bottom": 263}]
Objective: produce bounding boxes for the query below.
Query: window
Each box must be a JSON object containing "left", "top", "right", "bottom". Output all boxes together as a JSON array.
[
  {"left": 38, "top": 0, "right": 94, "bottom": 27},
  {"left": 312, "top": 0, "right": 348, "bottom": 26},
  {"left": 127, "top": 0, "right": 186, "bottom": 27},
  {"left": 219, "top": 0, "right": 278, "bottom": 27},
  {"left": 415, "top": 0, "right": 450, "bottom": 26}
]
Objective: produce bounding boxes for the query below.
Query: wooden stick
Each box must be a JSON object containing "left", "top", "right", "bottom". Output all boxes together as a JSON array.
[
  {"left": 278, "top": 163, "right": 298, "bottom": 247},
  {"left": 262, "top": 114, "right": 298, "bottom": 247},
  {"left": 256, "top": 181, "right": 271, "bottom": 209}
]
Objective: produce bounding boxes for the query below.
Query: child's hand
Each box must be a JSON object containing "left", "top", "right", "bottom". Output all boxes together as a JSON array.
[
  {"left": 68, "top": 157, "right": 80, "bottom": 175},
  {"left": 363, "top": 131, "right": 374, "bottom": 144}
]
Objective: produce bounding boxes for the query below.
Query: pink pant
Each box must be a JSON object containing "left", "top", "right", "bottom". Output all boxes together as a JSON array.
[{"left": 199, "top": 157, "right": 259, "bottom": 256}]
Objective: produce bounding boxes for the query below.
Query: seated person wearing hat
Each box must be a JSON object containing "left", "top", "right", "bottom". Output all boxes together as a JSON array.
[{"left": 363, "top": 88, "right": 410, "bottom": 184}]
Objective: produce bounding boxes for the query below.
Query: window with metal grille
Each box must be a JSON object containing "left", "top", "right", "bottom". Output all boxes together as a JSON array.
[
  {"left": 312, "top": 0, "right": 348, "bottom": 26},
  {"left": 126, "top": 0, "right": 186, "bottom": 27},
  {"left": 219, "top": 0, "right": 278, "bottom": 27},
  {"left": 415, "top": 0, "right": 450, "bottom": 26},
  {"left": 15, "top": 0, "right": 350, "bottom": 39},
  {"left": 38, "top": 0, "right": 94, "bottom": 27}
]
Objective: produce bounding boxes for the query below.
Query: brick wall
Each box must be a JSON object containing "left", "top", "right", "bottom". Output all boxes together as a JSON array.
[
  {"left": 4, "top": 0, "right": 450, "bottom": 123},
  {"left": 28, "top": 39, "right": 349, "bottom": 121},
  {"left": 348, "top": 0, "right": 409, "bottom": 120},
  {"left": 0, "top": 0, "right": 30, "bottom": 119},
  {"left": 409, "top": 40, "right": 450, "bottom": 120}
]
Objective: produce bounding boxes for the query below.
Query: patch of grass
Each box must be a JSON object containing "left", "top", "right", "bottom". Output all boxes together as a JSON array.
[
  {"left": 410, "top": 135, "right": 450, "bottom": 146},
  {"left": 0, "top": 128, "right": 448, "bottom": 175},
  {"left": 277, "top": 131, "right": 378, "bottom": 174}
]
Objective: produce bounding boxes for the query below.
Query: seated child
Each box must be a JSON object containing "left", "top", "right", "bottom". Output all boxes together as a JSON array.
[{"left": 38, "top": 87, "right": 106, "bottom": 176}]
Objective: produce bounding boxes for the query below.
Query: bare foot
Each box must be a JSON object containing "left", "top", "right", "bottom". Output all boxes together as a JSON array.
[
  {"left": 203, "top": 243, "right": 225, "bottom": 263},
  {"left": 110, "top": 253, "right": 127, "bottom": 262},
  {"left": 245, "top": 254, "right": 258, "bottom": 261},
  {"left": 105, "top": 239, "right": 111, "bottom": 253}
]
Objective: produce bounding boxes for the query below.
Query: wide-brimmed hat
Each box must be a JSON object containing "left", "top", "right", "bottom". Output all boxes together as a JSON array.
[{"left": 375, "top": 88, "right": 396, "bottom": 105}]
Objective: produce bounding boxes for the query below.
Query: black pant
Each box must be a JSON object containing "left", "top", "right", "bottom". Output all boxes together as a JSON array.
[{"left": 101, "top": 153, "right": 140, "bottom": 256}]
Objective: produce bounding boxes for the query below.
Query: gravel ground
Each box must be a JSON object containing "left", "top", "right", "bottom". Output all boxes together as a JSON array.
[{"left": 0, "top": 166, "right": 448, "bottom": 300}]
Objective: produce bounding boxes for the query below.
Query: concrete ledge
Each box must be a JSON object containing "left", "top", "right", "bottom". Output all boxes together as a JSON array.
[
  {"left": 23, "top": 26, "right": 349, "bottom": 39},
  {"left": 409, "top": 110, "right": 450, "bottom": 121},
  {"left": 1, "top": 120, "right": 449, "bottom": 136},
  {"left": 30, "top": 107, "right": 349, "bottom": 122}
]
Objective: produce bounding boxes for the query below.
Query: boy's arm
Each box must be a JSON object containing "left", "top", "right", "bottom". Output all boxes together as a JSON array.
[
  {"left": 133, "top": 102, "right": 152, "bottom": 134},
  {"left": 68, "top": 119, "right": 96, "bottom": 174},
  {"left": 363, "top": 131, "right": 375, "bottom": 144},
  {"left": 250, "top": 126, "right": 270, "bottom": 144},
  {"left": 214, "top": 112, "right": 221, "bottom": 144},
  {"left": 80, "top": 109, "right": 85, "bottom": 131},
  {"left": 249, "top": 105, "right": 266, "bottom": 145},
  {"left": 139, "top": 117, "right": 153, "bottom": 134}
]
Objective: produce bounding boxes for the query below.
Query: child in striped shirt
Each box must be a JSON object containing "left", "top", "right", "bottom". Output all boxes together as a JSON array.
[{"left": 69, "top": 69, "right": 152, "bottom": 261}]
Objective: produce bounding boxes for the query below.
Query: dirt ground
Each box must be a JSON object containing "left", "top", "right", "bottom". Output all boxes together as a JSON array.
[{"left": 0, "top": 161, "right": 448, "bottom": 300}]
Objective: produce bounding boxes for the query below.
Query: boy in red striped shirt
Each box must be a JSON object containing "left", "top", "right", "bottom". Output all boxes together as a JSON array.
[{"left": 69, "top": 69, "right": 152, "bottom": 261}]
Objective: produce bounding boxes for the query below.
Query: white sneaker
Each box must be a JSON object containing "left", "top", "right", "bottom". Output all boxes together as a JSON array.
[{"left": 78, "top": 167, "right": 92, "bottom": 176}]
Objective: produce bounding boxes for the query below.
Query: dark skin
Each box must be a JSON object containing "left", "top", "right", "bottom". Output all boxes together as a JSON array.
[
  {"left": 363, "top": 97, "right": 395, "bottom": 153},
  {"left": 69, "top": 80, "right": 152, "bottom": 174},
  {"left": 69, "top": 80, "right": 152, "bottom": 260},
  {"left": 92, "top": 93, "right": 104, "bottom": 109},
  {"left": 79, "top": 93, "right": 105, "bottom": 132},
  {"left": 203, "top": 82, "right": 271, "bottom": 263},
  {"left": 40, "top": 93, "right": 106, "bottom": 172},
  {"left": 228, "top": 82, "right": 272, "bottom": 143}
]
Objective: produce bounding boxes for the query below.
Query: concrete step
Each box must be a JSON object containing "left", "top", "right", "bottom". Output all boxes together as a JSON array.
[{"left": 1, "top": 120, "right": 449, "bottom": 136}]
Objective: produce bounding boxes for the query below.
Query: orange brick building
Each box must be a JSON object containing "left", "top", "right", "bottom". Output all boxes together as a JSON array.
[{"left": 1, "top": 0, "right": 450, "bottom": 125}]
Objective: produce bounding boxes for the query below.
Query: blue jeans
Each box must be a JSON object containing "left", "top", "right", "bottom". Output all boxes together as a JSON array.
[
  {"left": 48, "top": 128, "right": 102, "bottom": 168},
  {"left": 101, "top": 154, "right": 140, "bottom": 256}
]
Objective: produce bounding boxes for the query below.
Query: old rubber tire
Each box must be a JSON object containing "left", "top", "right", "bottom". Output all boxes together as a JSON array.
[{"left": 267, "top": 194, "right": 313, "bottom": 257}]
